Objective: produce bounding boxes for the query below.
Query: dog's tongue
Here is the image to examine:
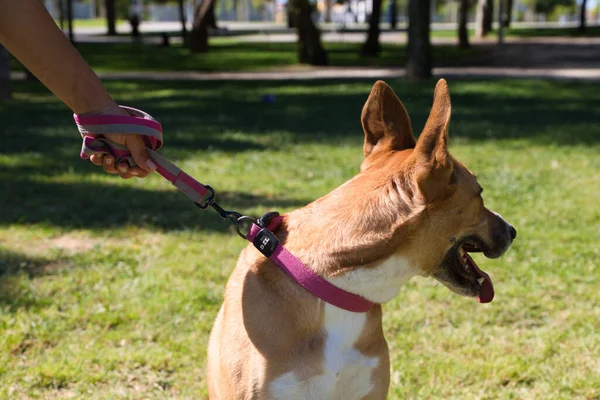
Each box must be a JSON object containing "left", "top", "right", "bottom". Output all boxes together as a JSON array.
[
  {"left": 465, "top": 253, "right": 495, "bottom": 303},
  {"left": 475, "top": 266, "right": 494, "bottom": 303}
]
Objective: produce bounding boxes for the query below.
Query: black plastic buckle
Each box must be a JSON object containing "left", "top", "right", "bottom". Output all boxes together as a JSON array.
[
  {"left": 257, "top": 211, "right": 280, "bottom": 229},
  {"left": 253, "top": 228, "right": 279, "bottom": 257},
  {"left": 194, "top": 185, "right": 216, "bottom": 210}
]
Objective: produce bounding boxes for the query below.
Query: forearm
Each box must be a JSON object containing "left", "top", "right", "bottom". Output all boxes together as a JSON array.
[{"left": 0, "top": 0, "right": 117, "bottom": 114}]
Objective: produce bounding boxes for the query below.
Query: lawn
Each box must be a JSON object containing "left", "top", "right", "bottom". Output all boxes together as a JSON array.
[
  {"left": 1, "top": 78, "right": 599, "bottom": 399},
  {"left": 9, "top": 40, "right": 481, "bottom": 73},
  {"left": 54, "top": 18, "right": 128, "bottom": 29},
  {"left": 430, "top": 24, "right": 600, "bottom": 38}
]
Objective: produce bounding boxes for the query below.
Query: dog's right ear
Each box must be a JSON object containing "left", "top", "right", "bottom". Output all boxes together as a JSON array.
[{"left": 361, "top": 81, "right": 416, "bottom": 158}]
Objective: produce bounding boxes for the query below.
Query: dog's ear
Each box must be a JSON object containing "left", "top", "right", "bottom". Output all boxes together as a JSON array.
[
  {"left": 361, "top": 80, "right": 415, "bottom": 158},
  {"left": 412, "top": 79, "right": 455, "bottom": 202}
]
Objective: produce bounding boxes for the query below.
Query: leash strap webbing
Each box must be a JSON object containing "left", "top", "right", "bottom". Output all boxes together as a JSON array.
[{"left": 75, "top": 106, "right": 375, "bottom": 313}]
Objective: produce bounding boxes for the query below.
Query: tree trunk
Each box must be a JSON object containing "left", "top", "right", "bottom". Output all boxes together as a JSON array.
[
  {"left": 324, "top": 0, "right": 333, "bottom": 23},
  {"left": 475, "top": 0, "right": 493, "bottom": 37},
  {"left": 579, "top": 0, "right": 587, "bottom": 33},
  {"left": 390, "top": 0, "right": 397, "bottom": 30},
  {"left": 289, "top": 0, "right": 328, "bottom": 65},
  {"left": 0, "top": 45, "right": 11, "bottom": 101},
  {"left": 206, "top": 0, "right": 218, "bottom": 29},
  {"left": 458, "top": 0, "right": 470, "bottom": 49},
  {"left": 178, "top": 0, "right": 188, "bottom": 44},
  {"left": 503, "top": 0, "right": 513, "bottom": 27},
  {"left": 361, "top": 0, "right": 382, "bottom": 56},
  {"left": 105, "top": 0, "right": 117, "bottom": 36},
  {"left": 407, "top": 0, "right": 432, "bottom": 80},
  {"left": 58, "top": 0, "right": 65, "bottom": 30},
  {"left": 67, "top": 0, "right": 75, "bottom": 44},
  {"left": 189, "top": 0, "right": 218, "bottom": 53}
]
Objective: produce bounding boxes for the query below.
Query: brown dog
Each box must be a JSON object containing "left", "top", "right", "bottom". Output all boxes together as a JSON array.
[{"left": 206, "top": 79, "right": 516, "bottom": 399}]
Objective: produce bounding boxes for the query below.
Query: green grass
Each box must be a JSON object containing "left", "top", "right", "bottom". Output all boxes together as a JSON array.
[
  {"left": 505, "top": 24, "right": 600, "bottom": 37},
  {"left": 9, "top": 40, "right": 481, "bottom": 73},
  {"left": 431, "top": 25, "right": 600, "bottom": 38},
  {"left": 1, "top": 78, "right": 599, "bottom": 399},
  {"left": 54, "top": 18, "right": 128, "bottom": 29}
]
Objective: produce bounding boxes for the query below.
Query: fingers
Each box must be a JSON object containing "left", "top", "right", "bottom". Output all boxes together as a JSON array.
[
  {"left": 114, "top": 161, "right": 149, "bottom": 178},
  {"left": 90, "top": 153, "right": 104, "bottom": 166},
  {"left": 90, "top": 153, "right": 126, "bottom": 176},
  {"left": 126, "top": 136, "right": 157, "bottom": 173},
  {"left": 89, "top": 134, "right": 156, "bottom": 179}
]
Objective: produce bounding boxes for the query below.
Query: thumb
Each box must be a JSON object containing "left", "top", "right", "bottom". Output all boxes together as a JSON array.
[{"left": 126, "top": 136, "right": 157, "bottom": 172}]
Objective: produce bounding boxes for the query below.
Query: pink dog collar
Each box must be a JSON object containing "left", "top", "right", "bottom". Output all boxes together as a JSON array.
[
  {"left": 246, "top": 217, "right": 374, "bottom": 313},
  {"left": 75, "top": 106, "right": 374, "bottom": 314}
]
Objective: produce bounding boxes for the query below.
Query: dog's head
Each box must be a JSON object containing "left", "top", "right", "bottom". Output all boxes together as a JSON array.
[{"left": 355, "top": 79, "right": 516, "bottom": 303}]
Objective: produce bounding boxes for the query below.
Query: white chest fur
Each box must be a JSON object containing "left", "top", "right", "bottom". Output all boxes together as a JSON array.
[
  {"left": 269, "top": 303, "right": 379, "bottom": 400},
  {"left": 327, "top": 254, "right": 417, "bottom": 303}
]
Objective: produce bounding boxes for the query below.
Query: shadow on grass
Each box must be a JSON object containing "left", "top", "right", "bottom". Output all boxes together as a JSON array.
[
  {"left": 2, "top": 78, "right": 600, "bottom": 233},
  {"left": 9, "top": 41, "right": 479, "bottom": 73},
  {"left": 0, "top": 248, "right": 62, "bottom": 309},
  {"left": 128, "top": 79, "right": 600, "bottom": 145},
  {"left": 1, "top": 177, "right": 309, "bottom": 231}
]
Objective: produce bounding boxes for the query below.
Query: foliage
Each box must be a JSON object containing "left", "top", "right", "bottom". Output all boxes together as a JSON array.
[
  {"left": 521, "top": 0, "right": 575, "bottom": 14},
  {"left": 1, "top": 78, "right": 599, "bottom": 398}
]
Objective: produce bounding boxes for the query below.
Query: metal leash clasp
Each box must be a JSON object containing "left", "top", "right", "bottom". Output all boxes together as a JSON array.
[{"left": 194, "top": 185, "right": 256, "bottom": 239}]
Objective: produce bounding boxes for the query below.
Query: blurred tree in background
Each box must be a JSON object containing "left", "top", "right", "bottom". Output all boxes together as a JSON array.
[
  {"left": 289, "top": 0, "right": 328, "bottom": 65},
  {"left": 0, "top": 45, "right": 11, "bottom": 101},
  {"left": 407, "top": 0, "right": 432, "bottom": 79}
]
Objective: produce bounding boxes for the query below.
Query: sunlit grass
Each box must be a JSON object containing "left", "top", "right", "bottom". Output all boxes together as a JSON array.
[{"left": 1, "top": 78, "right": 599, "bottom": 399}]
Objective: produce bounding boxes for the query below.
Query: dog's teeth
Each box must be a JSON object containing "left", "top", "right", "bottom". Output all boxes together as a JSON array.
[{"left": 477, "top": 277, "right": 485, "bottom": 285}]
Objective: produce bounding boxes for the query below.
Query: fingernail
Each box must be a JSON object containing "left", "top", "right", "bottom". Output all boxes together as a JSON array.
[
  {"left": 105, "top": 157, "right": 113, "bottom": 165},
  {"left": 146, "top": 160, "right": 157, "bottom": 170},
  {"left": 131, "top": 170, "right": 139, "bottom": 176}
]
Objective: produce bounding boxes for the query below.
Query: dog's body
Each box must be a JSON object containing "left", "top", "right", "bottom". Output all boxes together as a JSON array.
[{"left": 207, "top": 80, "right": 516, "bottom": 399}]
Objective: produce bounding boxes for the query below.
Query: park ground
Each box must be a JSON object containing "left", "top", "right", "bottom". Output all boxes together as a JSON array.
[{"left": 1, "top": 25, "right": 600, "bottom": 400}]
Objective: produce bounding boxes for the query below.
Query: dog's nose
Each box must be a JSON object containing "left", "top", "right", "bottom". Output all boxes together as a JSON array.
[{"left": 509, "top": 225, "right": 517, "bottom": 240}]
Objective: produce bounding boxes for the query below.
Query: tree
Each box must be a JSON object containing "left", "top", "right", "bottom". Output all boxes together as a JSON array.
[
  {"left": 361, "top": 0, "right": 383, "bottom": 56},
  {"left": 503, "top": 0, "right": 514, "bottom": 27},
  {"left": 390, "top": 0, "right": 398, "bottom": 30},
  {"left": 475, "top": 0, "right": 493, "bottom": 37},
  {"left": 0, "top": 45, "right": 11, "bottom": 101},
  {"left": 189, "top": 0, "right": 218, "bottom": 53},
  {"left": 106, "top": 0, "right": 117, "bottom": 36},
  {"left": 177, "top": 0, "right": 188, "bottom": 44},
  {"left": 324, "top": 0, "right": 333, "bottom": 23},
  {"left": 579, "top": 0, "right": 587, "bottom": 32},
  {"left": 458, "top": 0, "right": 470, "bottom": 49},
  {"left": 523, "top": 0, "right": 575, "bottom": 14},
  {"left": 406, "top": 0, "right": 432, "bottom": 80},
  {"left": 67, "top": 0, "right": 75, "bottom": 44},
  {"left": 206, "top": 0, "right": 218, "bottom": 29},
  {"left": 289, "top": 0, "right": 328, "bottom": 65},
  {"left": 57, "top": 0, "right": 65, "bottom": 30}
]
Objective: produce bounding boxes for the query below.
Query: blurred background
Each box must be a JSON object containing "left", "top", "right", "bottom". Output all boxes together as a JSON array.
[{"left": 1, "top": 0, "right": 599, "bottom": 399}]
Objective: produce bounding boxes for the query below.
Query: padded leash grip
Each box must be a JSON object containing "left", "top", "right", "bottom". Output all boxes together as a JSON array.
[{"left": 75, "top": 106, "right": 210, "bottom": 204}]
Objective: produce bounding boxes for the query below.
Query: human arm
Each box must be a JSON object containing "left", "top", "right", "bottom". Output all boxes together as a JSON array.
[{"left": 0, "top": 0, "right": 156, "bottom": 178}]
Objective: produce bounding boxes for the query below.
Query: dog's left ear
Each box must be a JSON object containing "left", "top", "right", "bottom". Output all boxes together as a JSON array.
[
  {"left": 412, "top": 79, "right": 455, "bottom": 202},
  {"left": 361, "top": 80, "right": 416, "bottom": 159}
]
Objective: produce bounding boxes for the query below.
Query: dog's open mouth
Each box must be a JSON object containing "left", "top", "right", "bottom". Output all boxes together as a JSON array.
[{"left": 453, "top": 241, "right": 495, "bottom": 303}]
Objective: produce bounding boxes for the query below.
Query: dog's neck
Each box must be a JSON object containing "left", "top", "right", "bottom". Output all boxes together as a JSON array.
[{"left": 280, "top": 169, "right": 424, "bottom": 304}]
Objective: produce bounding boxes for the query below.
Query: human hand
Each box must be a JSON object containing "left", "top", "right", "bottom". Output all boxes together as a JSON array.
[{"left": 85, "top": 104, "right": 157, "bottom": 179}]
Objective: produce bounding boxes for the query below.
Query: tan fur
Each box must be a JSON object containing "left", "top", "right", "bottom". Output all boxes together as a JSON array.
[{"left": 207, "top": 79, "right": 514, "bottom": 399}]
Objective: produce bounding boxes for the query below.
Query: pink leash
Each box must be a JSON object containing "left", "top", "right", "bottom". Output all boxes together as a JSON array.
[{"left": 75, "top": 106, "right": 374, "bottom": 313}]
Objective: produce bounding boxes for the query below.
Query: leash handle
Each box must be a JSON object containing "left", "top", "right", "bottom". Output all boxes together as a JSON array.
[{"left": 74, "top": 105, "right": 210, "bottom": 204}]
